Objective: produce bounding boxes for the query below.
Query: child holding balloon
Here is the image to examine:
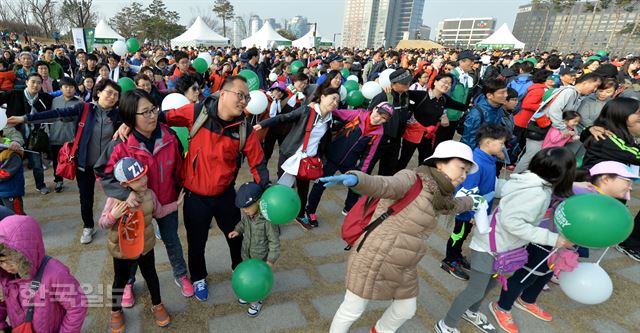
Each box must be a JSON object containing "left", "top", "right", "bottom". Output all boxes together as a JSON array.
[
  {"left": 228, "top": 182, "right": 280, "bottom": 317},
  {"left": 435, "top": 147, "right": 575, "bottom": 333}
]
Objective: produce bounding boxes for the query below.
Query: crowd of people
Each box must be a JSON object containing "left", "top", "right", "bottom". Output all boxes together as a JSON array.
[{"left": 0, "top": 38, "right": 639, "bottom": 332}]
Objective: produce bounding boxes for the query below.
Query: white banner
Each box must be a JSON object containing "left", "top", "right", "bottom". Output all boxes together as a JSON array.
[{"left": 72, "top": 28, "right": 86, "bottom": 51}]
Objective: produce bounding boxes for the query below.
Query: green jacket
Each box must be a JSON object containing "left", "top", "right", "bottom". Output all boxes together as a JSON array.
[
  {"left": 46, "top": 60, "right": 64, "bottom": 80},
  {"left": 235, "top": 211, "right": 281, "bottom": 263},
  {"left": 446, "top": 68, "right": 470, "bottom": 121}
]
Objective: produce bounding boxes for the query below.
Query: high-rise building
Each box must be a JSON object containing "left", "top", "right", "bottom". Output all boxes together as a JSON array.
[
  {"left": 289, "top": 16, "right": 310, "bottom": 38},
  {"left": 249, "top": 15, "right": 262, "bottom": 36},
  {"left": 417, "top": 24, "right": 431, "bottom": 40},
  {"left": 265, "top": 18, "right": 277, "bottom": 29},
  {"left": 232, "top": 16, "right": 247, "bottom": 47},
  {"left": 513, "top": 2, "right": 640, "bottom": 54},
  {"left": 436, "top": 17, "right": 496, "bottom": 48},
  {"left": 342, "top": 0, "right": 426, "bottom": 48}
]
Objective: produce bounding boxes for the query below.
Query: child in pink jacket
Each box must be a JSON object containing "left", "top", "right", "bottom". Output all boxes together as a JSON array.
[
  {"left": 0, "top": 215, "right": 87, "bottom": 333},
  {"left": 542, "top": 111, "right": 581, "bottom": 149}
]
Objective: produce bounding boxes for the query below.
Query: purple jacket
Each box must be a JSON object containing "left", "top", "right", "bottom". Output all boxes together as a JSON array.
[{"left": 0, "top": 216, "right": 87, "bottom": 332}]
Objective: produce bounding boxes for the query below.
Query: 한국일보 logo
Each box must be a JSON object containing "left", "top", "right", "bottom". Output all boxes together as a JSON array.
[{"left": 554, "top": 202, "right": 571, "bottom": 230}]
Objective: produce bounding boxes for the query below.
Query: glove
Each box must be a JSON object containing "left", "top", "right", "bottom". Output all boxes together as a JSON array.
[
  {"left": 473, "top": 201, "right": 491, "bottom": 234},
  {"left": 469, "top": 194, "right": 486, "bottom": 211},
  {"left": 320, "top": 174, "right": 358, "bottom": 188},
  {"left": 547, "top": 249, "right": 579, "bottom": 278}
]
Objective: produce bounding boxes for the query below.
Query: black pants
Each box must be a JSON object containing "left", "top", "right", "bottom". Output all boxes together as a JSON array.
[
  {"left": 435, "top": 120, "right": 459, "bottom": 144},
  {"left": 263, "top": 129, "right": 287, "bottom": 166},
  {"left": 621, "top": 211, "right": 640, "bottom": 250},
  {"left": 49, "top": 144, "right": 63, "bottom": 183},
  {"left": 76, "top": 167, "right": 95, "bottom": 228},
  {"left": 513, "top": 125, "right": 527, "bottom": 154},
  {"left": 112, "top": 250, "right": 160, "bottom": 311},
  {"left": 398, "top": 136, "right": 437, "bottom": 170},
  {"left": 183, "top": 186, "right": 242, "bottom": 282},
  {"left": 367, "top": 137, "right": 401, "bottom": 176},
  {"left": 306, "top": 160, "right": 352, "bottom": 215},
  {"left": 497, "top": 244, "right": 553, "bottom": 311},
  {"left": 276, "top": 153, "right": 311, "bottom": 217},
  {"left": 445, "top": 219, "right": 473, "bottom": 262}
]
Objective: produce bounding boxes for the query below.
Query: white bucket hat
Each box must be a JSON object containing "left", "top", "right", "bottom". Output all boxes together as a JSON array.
[{"left": 423, "top": 140, "right": 479, "bottom": 174}]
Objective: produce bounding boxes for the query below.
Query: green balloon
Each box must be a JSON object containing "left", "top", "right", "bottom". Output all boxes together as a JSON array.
[
  {"left": 346, "top": 90, "right": 365, "bottom": 107},
  {"left": 126, "top": 38, "right": 140, "bottom": 53},
  {"left": 192, "top": 58, "right": 208, "bottom": 74},
  {"left": 597, "top": 50, "right": 607, "bottom": 57},
  {"left": 343, "top": 80, "right": 359, "bottom": 93},
  {"left": 259, "top": 185, "right": 301, "bottom": 224},
  {"left": 290, "top": 60, "right": 304, "bottom": 74},
  {"left": 554, "top": 194, "right": 633, "bottom": 248},
  {"left": 171, "top": 126, "right": 188, "bottom": 151},
  {"left": 340, "top": 68, "right": 350, "bottom": 78},
  {"left": 118, "top": 77, "right": 135, "bottom": 93},
  {"left": 232, "top": 259, "right": 273, "bottom": 302},
  {"left": 239, "top": 69, "right": 260, "bottom": 91}
]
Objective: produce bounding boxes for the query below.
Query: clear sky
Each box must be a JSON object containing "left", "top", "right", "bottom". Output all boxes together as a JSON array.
[{"left": 93, "top": 0, "right": 530, "bottom": 42}]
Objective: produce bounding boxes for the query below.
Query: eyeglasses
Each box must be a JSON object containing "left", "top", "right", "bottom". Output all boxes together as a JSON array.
[
  {"left": 136, "top": 107, "right": 159, "bottom": 119},
  {"left": 190, "top": 85, "right": 201, "bottom": 92},
  {"left": 101, "top": 89, "right": 119, "bottom": 98},
  {"left": 615, "top": 176, "right": 634, "bottom": 187},
  {"left": 223, "top": 90, "right": 251, "bottom": 103}
]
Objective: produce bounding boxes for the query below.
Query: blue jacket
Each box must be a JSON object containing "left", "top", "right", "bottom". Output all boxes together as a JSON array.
[
  {"left": 26, "top": 102, "right": 121, "bottom": 169},
  {"left": 0, "top": 151, "right": 25, "bottom": 198},
  {"left": 461, "top": 94, "right": 504, "bottom": 149},
  {"left": 456, "top": 148, "right": 497, "bottom": 221}
]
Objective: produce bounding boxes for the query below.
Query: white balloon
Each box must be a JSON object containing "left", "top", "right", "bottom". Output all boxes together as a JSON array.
[
  {"left": 247, "top": 90, "right": 268, "bottom": 115},
  {"left": 268, "top": 72, "right": 278, "bottom": 82},
  {"left": 361, "top": 81, "right": 383, "bottom": 99},
  {"left": 161, "top": 93, "right": 191, "bottom": 111},
  {"left": 559, "top": 262, "right": 613, "bottom": 305},
  {"left": 346, "top": 75, "right": 359, "bottom": 82},
  {"left": 339, "top": 86, "right": 348, "bottom": 101},
  {"left": 112, "top": 40, "right": 128, "bottom": 57},
  {"left": 378, "top": 68, "right": 395, "bottom": 89},
  {"left": 197, "top": 52, "right": 213, "bottom": 67}
]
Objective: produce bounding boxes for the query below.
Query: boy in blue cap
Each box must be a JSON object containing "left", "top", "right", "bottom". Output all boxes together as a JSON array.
[{"left": 228, "top": 182, "right": 280, "bottom": 317}]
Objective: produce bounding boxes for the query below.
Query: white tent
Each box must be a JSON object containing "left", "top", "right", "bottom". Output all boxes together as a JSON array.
[
  {"left": 94, "top": 19, "right": 124, "bottom": 45},
  {"left": 242, "top": 21, "right": 291, "bottom": 48},
  {"left": 292, "top": 29, "right": 334, "bottom": 48},
  {"left": 171, "top": 16, "right": 230, "bottom": 48},
  {"left": 476, "top": 23, "right": 525, "bottom": 49}
]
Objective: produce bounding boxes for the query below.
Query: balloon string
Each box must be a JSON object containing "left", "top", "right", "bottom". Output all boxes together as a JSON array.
[
  {"left": 520, "top": 248, "right": 558, "bottom": 284},
  {"left": 596, "top": 247, "right": 610, "bottom": 265}
]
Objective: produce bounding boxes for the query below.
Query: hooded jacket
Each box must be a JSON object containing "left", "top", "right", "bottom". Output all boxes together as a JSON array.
[
  {"left": 456, "top": 148, "right": 497, "bottom": 221},
  {"left": 582, "top": 134, "right": 640, "bottom": 170},
  {"left": 0, "top": 216, "right": 87, "bottom": 332},
  {"left": 469, "top": 172, "right": 559, "bottom": 253},
  {"left": 461, "top": 94, "right": 504, "bottom": 149},
  {"left": 0, "top": 70, "right": 15, "bottom": 91},
  {"left": 577, "top": 94, "right": 608, "bottom": 131},
  {"left": 514, "top": 83, "right": 547, "bottom": 128}
]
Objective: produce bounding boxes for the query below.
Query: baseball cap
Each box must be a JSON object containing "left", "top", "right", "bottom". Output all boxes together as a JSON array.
[
  {"left": 458, "top": 50, "right": 475, "bottom": 61},
  {"left": 114, "top": 157, "right": 148, "bottom": 183},
  {"left": 423, "top": 140, "right": 479, "bottom": 174},
  {"left": 240, "top": 53, "right": 249, "bottom": 62},
  {"left": 235, "top": 182, "right": 264, "bottom": 208},
  {"left": 268, "top": 81, "right": 287, "bottom": 94},
  {"left": 589, "top": 161, "right": 639, "bottom": 179},
  {"left": 559, "top": 67, "right": 577, "bottom": 76},
  {"left": 374, "top": 102, "right": 394, "bottom": 117}
]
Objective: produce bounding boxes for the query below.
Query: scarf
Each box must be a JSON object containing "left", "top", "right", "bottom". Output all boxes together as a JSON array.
[
  {"left": 417, "top": 165, "right": 457, "bottom": 212},
  {"left": 23, "top": 89, "right": 38, "bottom": 113}
]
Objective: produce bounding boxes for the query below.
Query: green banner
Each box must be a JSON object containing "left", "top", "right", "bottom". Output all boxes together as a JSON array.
[
  {"left": 84, "top": 28, "right": 95, "bottom": 51},
  {"left": 476, "top": 43, "right": 515, "bottom": 49}
]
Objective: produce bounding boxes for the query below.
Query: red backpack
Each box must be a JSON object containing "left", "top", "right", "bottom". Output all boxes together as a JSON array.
[{"left": 342, "top": 175, "right": 423, "bottom": 251}]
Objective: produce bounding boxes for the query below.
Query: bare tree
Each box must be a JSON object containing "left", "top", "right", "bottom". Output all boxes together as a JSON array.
[
  {"left": 7, "top": 1, "right": 32, "bottom": 26},
  {"left": 29, "top": 0, "right": 60, "bottom": 37},
  {"left": 533, "top": 0, "right": 553, "bottom": 50},
  {"left": 188, "top": 9, "right": 220, "bottom": 31},
  {"left": 212, "top": 0, "right": 234, "bottom": 37},
  {"left": 553, "top": 0, "right": 577, "bottom": 49},
  {"left": 59, "top": 0, "right": 97, "bottom": 28},
  {"left": 580, "top": 0, "right": 606, "bottom": 51},
  {"left": 618, "top": 0, "right": 640, "bottom": 54}
]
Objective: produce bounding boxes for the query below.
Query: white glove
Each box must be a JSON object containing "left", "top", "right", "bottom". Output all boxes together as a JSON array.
[{"left": 473, "top": 201, "right": 491, "bottom": 234}]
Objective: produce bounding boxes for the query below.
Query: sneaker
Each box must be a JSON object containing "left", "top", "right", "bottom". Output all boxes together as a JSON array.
[
  {"left": 247, "top": 301, "right": 263, "bottom": 317},
  {"left": 110, "top": 310, "right": 125, "bottom": 333},
  {"left": 295, "top": 216, "right": 313, "bottom": 231},
  {"left": 514, "top": 297, "right": 552, "bottom": 322},
  {"left": 434, "top": 319, "right": 460, "bottom": 333},
  {"left": 440, "top": 260, "right": 469, "bottom": 281},
  {"left": 489, "top": 301, "right": 518, "bottom": 333},
  {"left": 459, "top": 256, "right": 471, "bottom": 271},
  {"left": 238, "top": 298, "right": 248, "bottom": 305},
  {"left": 151, "top": 303, "right": 171, "bottom": 327},
  {"left": 308, "top": 213, "right": 318, "bottom": 228},
  {"left": 462, "top": 310, "right": 497, "bottom": 333},
  {"left": 38, "top": 186, "right": 50, "bottom": 195},
  {"left": 175, "top": 275, "right": 194, "bottom": 297},
  {"left": 341, "top": 209, "right": 349, "bottom": 216},
  {"left": 616, "top": 245, "right": 640, "bottom": 262},
  {"left": 542, "top": 284, "right": 551, "bottom": 292},
  {"left": 193, "top": 279, "right": 208, "bottom": 301},
  {"left": 121, "top": 283, "right": 135, "bottom": 308},
  {"left": 54, "top": 181, "right": 64, "bottom": 193},
  {"left": 80, "top": 228, "right": 97, "bottom": 244}
]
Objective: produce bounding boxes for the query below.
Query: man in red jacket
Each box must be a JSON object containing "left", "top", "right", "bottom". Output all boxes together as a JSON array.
[{"left": 162, "top": 76, "right": 269, "bottom": 302}]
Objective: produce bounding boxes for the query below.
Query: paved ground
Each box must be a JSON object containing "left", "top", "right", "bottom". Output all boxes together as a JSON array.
[{"left": 19, "top": 156, "right": 640, "bottom": 333}]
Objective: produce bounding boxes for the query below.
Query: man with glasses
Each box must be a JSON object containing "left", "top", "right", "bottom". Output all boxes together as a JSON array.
[{"left": 159, "top": 76, "right": 269, "bottom": 302}]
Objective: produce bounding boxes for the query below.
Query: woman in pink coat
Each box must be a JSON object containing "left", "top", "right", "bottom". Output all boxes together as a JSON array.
[{"left": 0, "top": 215, "right": 87, "bottom": 332}]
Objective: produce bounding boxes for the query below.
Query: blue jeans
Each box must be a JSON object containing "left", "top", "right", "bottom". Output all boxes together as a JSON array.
[
  {"left": 28, "top": 152, "right": 45, "bottom": 189},
  {"left": 128, "top": 211, "right": 188, "bottom": 282}
]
